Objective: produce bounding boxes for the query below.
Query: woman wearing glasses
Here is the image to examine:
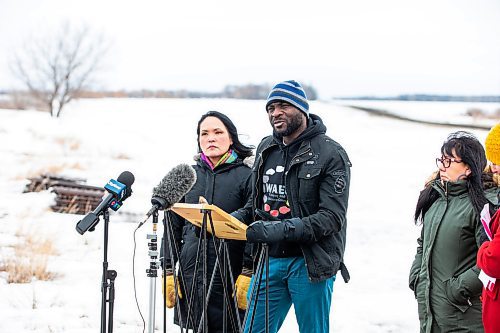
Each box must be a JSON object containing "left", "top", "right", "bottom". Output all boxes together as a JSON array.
[{"left": 409, "top": 131, "right": 499, "bottom": 332}]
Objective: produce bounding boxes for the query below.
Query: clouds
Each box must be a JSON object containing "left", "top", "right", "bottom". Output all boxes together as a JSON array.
[{"left": 1, "top": 0, "right": 499, "bottom": 97}]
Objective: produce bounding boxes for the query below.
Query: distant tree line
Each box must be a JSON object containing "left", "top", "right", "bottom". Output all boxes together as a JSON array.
[
  {"left": 0, "top": 83, "right": 318, "bottom": 114},
  {"left": 337, "top": 94, "right": 500, "bottom": 103},
  {"left": 73, "top": 83, "right": 319, "bottom": 100}
]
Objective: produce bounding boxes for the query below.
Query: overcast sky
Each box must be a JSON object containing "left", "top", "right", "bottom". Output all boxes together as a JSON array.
[{"left": 1, "top": 0, "right": 499, "bottom": 99}]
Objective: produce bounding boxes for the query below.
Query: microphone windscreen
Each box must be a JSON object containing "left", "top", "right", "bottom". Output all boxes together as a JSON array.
[
  {"left": 152, "top": 164, "right": 197, "bottom": 209},
  {"left": 117, "top": 171, "right": 135, "bottom": 187},
  {"left": 117, "top": 171, "right": 135, "bottom": 200}
]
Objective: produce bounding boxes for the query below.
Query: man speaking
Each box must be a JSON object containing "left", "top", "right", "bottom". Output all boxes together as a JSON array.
[{"left": 233, "top": 80, "right": 351, "bottom": 333}]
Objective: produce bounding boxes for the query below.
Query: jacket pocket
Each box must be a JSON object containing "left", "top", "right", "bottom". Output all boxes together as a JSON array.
[
  {"left": 444, "top": 277, "right": 472, "bottom": 313},
  {"left": 409, "top": 274, "right": 419, "bottom": 299},
  {"left": 297, "top": 167, "right": 321, "bottom": 202}
]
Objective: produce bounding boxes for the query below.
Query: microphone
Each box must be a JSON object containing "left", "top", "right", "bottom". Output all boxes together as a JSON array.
[
  {"left": 76, "top": 171, "right": 135, "bottom": 235},
  {"left": 139, "top": 164, "right": 197, "bottom": 227}
]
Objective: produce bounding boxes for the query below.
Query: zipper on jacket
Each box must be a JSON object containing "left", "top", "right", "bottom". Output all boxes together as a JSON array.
[
  {"left": 287, "top": 145, "right": 313, "bottom": 278},
  {"left": 289, "top": 147, "right": 312, "bottom": 168},
  {"left": 252, "top": 151, "right": 265, "bottom": 220}
]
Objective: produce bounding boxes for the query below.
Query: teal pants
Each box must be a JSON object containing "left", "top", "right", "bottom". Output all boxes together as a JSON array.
[{"left": 244, "top": 256, "right": 335, "bottom": 333}]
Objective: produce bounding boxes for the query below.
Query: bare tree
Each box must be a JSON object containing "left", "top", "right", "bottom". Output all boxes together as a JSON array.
[{"left": 10, "top": 23, "right": 108, "bottom": 117}]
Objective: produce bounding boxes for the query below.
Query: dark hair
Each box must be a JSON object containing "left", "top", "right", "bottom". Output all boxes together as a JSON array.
[
  {"left": 196, "top": 111, "right": 254, "bottom": 159},
  {"left": 414, "top": 131, "right": 488, "bottom": 224}
]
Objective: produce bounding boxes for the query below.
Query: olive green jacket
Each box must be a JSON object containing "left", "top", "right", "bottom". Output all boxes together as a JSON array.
[{"left": 409, "top": 179, "right": 498, "bottom": 333}]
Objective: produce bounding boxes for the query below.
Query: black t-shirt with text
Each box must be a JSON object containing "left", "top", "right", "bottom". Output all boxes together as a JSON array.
[{"left": 261, "top": 145, "right": 302, "bottom": 257}]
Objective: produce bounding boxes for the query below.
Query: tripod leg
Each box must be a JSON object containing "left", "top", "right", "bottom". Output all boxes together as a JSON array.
[
  {"left": 196, "top": 239, "right": 238, "bottom": 333},
  {"left": 108, "top": 270, "right": 117, "bottom": 333},
  {"left": 202, "top": 213, "right": 208, "bottom": 333},
  {"left": 224, "top": 243, "right": 243, "bottom": 333},
  {"left": 163, "top": 213, "right": 192, "bottom": 331},
  {"left": 243, "top": 245, "right": 266, "bottom": 333},
  {"left": 206, "top": 215, "right": 238, "bottom": 333},
  {"left": 223, "top": 244, "right": 226, "bottom": 333},
  {"left": 101, "top": 266, "right": 108, "bottom": 333},
  {"left": 185, "top": 223, "right": 205, "bottom": 332},
  {"left": 196, "top": 249, "right": 221, "bottom": 333},
  {"left": 265, "top": 245, "right": 269, "bottom": 333}
]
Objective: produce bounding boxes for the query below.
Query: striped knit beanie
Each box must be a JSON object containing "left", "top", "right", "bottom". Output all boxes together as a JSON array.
[
  {"left": 266, "top": 80, "right": 309, "bottom": 117},
  {"left": 485, "top": 123, "right": 500, "bottom": 165}
]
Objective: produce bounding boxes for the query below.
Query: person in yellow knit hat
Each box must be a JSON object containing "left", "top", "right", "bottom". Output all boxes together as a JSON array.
[
  {"left": 477, "top": 122, "right": 500, "bottom": 333},
  {"left": 485, "top": 123, "right": 500, "bottom": 174}
]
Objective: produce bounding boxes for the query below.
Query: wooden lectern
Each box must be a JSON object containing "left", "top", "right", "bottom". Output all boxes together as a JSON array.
[{"left": 171, "top": 203, "right": 247, "bottom": 240}]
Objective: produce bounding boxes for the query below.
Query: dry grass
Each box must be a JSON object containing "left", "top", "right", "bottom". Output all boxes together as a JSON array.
[
  {"left": 0, "top": 232, "right": 59, "bottom": 283},
  {"left": 44, "top": 162, "right": 85, "bottom": 173},
  {"left": 54, "top": 137, "right": 81, "bottom": 151},
  {"left": 114, "top": 152, "right": 131, "bottom": 160},
  {"left": 465, "top": 108, "right": 500, "bottom": 120},
  {"left": 14, "top": 163, "right": 86, "bottom": 181}
]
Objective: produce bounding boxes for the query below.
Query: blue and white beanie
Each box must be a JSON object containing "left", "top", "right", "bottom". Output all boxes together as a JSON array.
[{"left": 266, "top": 80, "right": 309, "bottom": 117}]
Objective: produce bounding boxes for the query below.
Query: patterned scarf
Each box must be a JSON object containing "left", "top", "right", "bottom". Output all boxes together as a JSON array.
[{"left": 201, "top": 149, "right": 238, "bottom": 170}]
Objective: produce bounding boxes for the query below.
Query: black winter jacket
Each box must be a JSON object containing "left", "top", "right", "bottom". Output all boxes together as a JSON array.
[
  {"left": 161, "top": 156, "right": 252, "bottom": 331},
  {"left": 234, "top": 114, "right": 351, "bottom": 282}
]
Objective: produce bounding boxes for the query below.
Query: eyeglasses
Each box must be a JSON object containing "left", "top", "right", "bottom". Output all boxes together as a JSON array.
[{"left": 436, "top": 156, "right": 463, "bottom": 169}]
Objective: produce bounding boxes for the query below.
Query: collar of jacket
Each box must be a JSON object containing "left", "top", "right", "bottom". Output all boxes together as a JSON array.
[
  {"left": 260, "top": 137, "right": 314, "bottom": 166},
  {"left": 431, "top": 179, "right": 468, "bottom": 197}
]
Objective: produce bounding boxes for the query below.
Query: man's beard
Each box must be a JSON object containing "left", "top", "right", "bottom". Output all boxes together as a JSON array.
[{"left": 272, "top": 112, "right": 304, "bottom": 139}]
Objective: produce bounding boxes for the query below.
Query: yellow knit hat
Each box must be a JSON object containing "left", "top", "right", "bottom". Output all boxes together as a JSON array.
[{"left": 485, "top": 123, "right": 500, "bottom": 165}]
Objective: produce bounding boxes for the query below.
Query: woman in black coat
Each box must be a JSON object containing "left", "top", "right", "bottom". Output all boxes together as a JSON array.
[{"left": 162, "top": 111, "right": 253, "bottom": 333}]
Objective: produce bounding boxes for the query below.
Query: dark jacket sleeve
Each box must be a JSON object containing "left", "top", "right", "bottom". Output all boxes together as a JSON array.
[
  {"left": 293, "top": 145, "right": 351, "bottom": 243},
  {"left": 232, "top": 171, "right": 256, "bottom": 274},
  {"left": 231, "top": 186, "right": 254, "bottom": 225}
]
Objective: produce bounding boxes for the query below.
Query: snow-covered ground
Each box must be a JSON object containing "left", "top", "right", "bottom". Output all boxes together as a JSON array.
[
  {"left": 336, "top": 99, "right": 500, "bottom": 128},
  {"left": 0, "top": 98, "right": 495, "bottom": 332}
]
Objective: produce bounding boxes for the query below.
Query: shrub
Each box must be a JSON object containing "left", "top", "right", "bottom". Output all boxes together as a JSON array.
[{"left": 0, "top": 232, "right": 58, "bottom": 283}]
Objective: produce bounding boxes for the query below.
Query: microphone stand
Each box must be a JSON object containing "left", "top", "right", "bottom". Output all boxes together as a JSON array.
[
  {"left": 100, "top": 209, "right": 118, "bottom": 333},
  {"left": 146, "top": 210, "right": 160, "bottom": 333}
]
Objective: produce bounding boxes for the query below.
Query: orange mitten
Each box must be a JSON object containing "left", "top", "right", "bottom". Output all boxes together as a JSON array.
[
  {"left": 162, "top": 274, "right": 182, "bottom": 308},
  {"left": 234, "top": 274, "right": 251, "bottom": 310}
]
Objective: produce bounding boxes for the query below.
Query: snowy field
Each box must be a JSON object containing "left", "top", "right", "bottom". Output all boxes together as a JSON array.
[
  {"left": 336, "top": 99, "right": 500, "bottom": 128},
  {"left": 0, "top": 98, "right": 495, "bottom": 332}
]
